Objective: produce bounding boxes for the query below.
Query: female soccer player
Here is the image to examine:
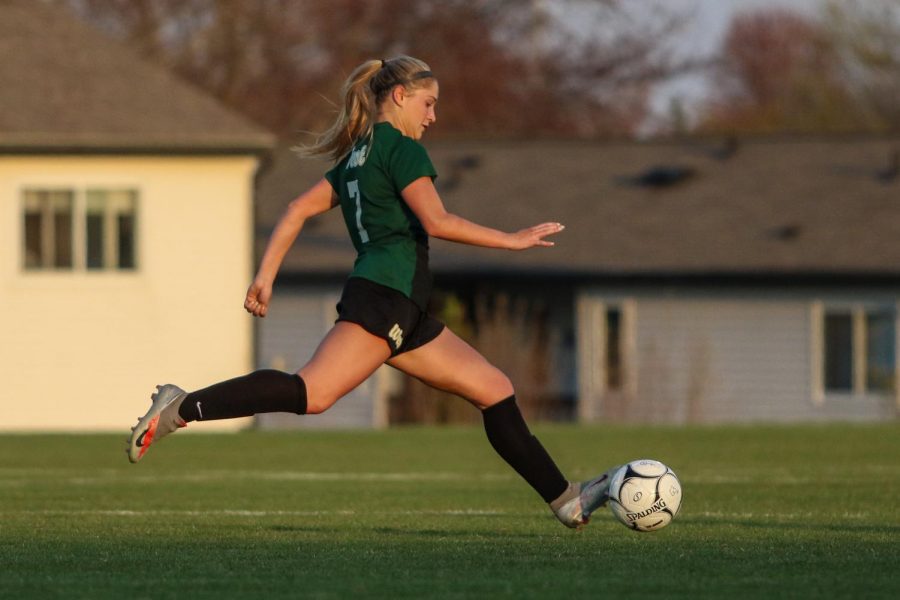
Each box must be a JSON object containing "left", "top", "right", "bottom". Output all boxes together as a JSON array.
[{"left": 127, "top": 56, "right": 617, "bottom": 529}]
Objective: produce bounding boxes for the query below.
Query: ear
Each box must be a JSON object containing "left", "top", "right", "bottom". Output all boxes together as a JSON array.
[{"left": 390, "top": 84, "right": 406, "bottom": 107}]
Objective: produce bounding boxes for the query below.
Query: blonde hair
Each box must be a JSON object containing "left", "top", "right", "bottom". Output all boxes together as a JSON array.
[{"left": 298, "top": 56, "right": 435, "bottom": 162}]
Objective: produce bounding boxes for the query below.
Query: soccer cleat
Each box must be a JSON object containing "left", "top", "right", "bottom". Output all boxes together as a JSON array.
[
  {"left": 552, "top": 465, "right": 623, "bottom": 529},
  {"left": 126, "top": 384, "right": 188, "bottom": 463}
]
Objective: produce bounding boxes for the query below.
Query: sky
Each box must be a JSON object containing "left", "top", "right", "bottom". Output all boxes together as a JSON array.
[{"left": 644, "top": 0, "right": 828, "bottom": 133}]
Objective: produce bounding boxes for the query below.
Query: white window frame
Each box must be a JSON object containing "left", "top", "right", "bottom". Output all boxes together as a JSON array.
[
  {"left": 577, "top": 295, "right": 636, "bottom": 420},
  {"left": 21, "top": 187, "right": 139, "bottom": 272},
  {"left": 811, "top": 300, "right": 899, "bottom": 407}
]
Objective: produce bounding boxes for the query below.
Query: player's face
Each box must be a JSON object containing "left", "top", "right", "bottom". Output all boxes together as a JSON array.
[{"left": 399, "top": 81, "right": 438, "bottom": 140}]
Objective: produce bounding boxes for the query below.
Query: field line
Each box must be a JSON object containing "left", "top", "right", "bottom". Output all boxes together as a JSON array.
[
  {"left": 2, "top": 508, "right": 512, "bottom": 517},
  {"left": 0, "top": 470, "right": 514, "bottom": 486}
]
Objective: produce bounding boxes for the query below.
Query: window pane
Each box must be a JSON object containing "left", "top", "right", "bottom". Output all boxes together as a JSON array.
[
  {"left": 53, "top": 204, "right": 73, "bottom": 268},
  {"left": 86, "top": 191, "right": 107, "bottom": 269},
  {"left": 24, "top": 210, "right": 43, "bottom": 269},
  {"left": 866, "top": 310, "right": 896, "bottom": 393},
  {"left": 86, "top": 192, "right": 105, "bottom": 269},
  {"left": 824, "top": 313, "right": 853, "bottom": 391},
  {"left": 606, "top": 307, "right": 622, "bottom": 390},
  {"left": 86, "top": 213, "right": 104, "bottom": 269},
  {"left": 46, "top": 191, "right": 74, "bottom": 269},
  {"left": 117, "top": 212, "right": 135, "bottom": 269},
  {"left": 115, "top": 191, "right": 137, "bottom": 269}
]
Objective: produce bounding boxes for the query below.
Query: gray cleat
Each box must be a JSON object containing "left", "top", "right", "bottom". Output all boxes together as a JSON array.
[
  {"left": 552, "top": 465, "right": 623, "bottom": 529},
  {"left": 126, "top": 384, "right": 187, "bottom": 463}
]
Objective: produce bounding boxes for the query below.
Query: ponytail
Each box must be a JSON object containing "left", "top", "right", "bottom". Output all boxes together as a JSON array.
[{"left": 298, "top": 56, "right": 435, "bottom": 162}]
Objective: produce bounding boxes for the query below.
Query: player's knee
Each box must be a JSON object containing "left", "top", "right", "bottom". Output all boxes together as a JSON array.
[
  {"left": 479, "top": 371, "right": 514, "bottom": 408},
  {"left": 297, "top": 375, "right": 337, "bottom": 414},
  {"left": 305, "top": 394, "right": 337, "bottom": 415},
  {"left": 306, "top": 398, "right": 333, "bottom": 415},
  {"left": 496, "top": 373, "right": 514, "bottom": 398}
]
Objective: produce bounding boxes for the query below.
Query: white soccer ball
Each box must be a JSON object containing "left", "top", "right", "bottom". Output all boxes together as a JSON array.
[{"left": 608, "top": 459, "right": 682, "bottom": 532}]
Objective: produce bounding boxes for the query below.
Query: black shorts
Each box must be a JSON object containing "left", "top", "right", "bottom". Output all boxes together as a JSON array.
[{"left": 335, "top": 277, "right": 445, "bottom": 357}]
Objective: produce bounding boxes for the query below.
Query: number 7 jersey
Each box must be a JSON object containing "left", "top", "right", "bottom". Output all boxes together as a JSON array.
[{"left": 324, "top": 121, "right": 438, "bottom": 310}]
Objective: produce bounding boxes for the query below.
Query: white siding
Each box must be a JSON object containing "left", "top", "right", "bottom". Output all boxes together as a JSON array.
[
  {"left": 635, "top": 299, "right": 811, "bottom": 422},
  {"left": 579, "top": 290, "right": 896, "bottom": 424}
]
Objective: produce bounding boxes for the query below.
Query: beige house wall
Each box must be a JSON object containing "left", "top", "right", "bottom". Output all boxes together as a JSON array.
[{"left": 0, "top": 155, "right": 259, "bottom": 431}]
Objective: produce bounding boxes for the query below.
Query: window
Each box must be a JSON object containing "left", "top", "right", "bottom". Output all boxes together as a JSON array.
[
  {"left": 22, "top": 188, "right": 138, "bottom": 271},
  {"left": 821, "top": 306, "right": 896, "bottom": 395},
  {"left": 85, "top": 190, "right": 138, "bottom": 270},
  {"left": 23, "top": 190, "right": 74, "bottom": 269}
]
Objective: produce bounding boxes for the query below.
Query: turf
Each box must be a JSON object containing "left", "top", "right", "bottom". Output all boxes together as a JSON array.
[{"left": 1, "top": 423, "right": 898, "bottom": 599}]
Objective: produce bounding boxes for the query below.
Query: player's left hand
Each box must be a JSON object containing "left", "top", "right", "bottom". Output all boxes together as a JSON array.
[{"left": 508, "top": 222, "right": 565, "bottom": 250}]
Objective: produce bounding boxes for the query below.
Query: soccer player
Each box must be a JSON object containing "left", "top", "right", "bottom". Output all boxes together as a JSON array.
[{"left": 127, "top": 56, "right": 618, "bottom": 529}]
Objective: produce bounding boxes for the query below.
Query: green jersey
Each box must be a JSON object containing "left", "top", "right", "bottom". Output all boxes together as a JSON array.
[{"left": 324, "top": 122, "right": 438, "bottom": 310}]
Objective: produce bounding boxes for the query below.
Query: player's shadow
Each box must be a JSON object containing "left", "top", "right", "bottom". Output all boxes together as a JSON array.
[
  {"left": 369, "top": 526, "right": 539, "bottom": 539},
  {"left": 264, "top": 524, "right": 550, "bottom": 539},
  {"left": 266, "top": 525, "right": 337, "bottom": 534}
]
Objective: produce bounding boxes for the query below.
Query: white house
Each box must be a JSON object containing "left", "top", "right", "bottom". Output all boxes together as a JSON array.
[{"left": 0, "top": 1, "right": 274, "bottom": 430}]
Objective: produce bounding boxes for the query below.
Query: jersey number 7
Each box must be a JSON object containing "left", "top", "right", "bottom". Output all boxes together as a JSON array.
[{"left": 347, "top": 180, "right": 370, "bottom": 243}]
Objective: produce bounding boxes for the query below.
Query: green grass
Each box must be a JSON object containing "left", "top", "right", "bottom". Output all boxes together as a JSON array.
[{"left": 1, "top": 423, "right": 898, "bottom": 599}]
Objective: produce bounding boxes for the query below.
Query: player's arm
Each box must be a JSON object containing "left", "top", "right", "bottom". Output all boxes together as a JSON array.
[
  {"left": 245, "top": 178, "right": 338, "bottom": 317},
  {"left": 401, "top": 177, "right": 564, "bottom": 250}
]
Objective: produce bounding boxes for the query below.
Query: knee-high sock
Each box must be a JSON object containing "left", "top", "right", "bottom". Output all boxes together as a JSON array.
[
  {"left": 177, "top": 370, "right": 307, "bottom": 422},
  {"left": 482, "top": 395, "right": 568, "bottom": 503}
]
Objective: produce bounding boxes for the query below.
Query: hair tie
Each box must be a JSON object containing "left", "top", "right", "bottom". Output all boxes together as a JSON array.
[{"left": 380, "top": 59, "right": 387, "bottom": 69}]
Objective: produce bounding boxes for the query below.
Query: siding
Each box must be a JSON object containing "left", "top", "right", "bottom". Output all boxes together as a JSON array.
[
  {"left": 254, "top": 285, "right": 394, "bottom": 428},
  {"left": 0, "top": 155, "right": 257, "bottom": 431},
  {"left": 635, "top": 298, "right": 811, "bottom": 423},
  {"left": 580, "top": 290, "right": 896, "bottom": 424}
]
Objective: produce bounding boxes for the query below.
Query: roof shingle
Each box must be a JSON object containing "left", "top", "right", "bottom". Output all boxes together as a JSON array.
[
  {"left": 0, "top": 0, "right": 273, "bottom": 153},
  {"left": 258, "top": 135, "right": 900, "bottom": 277}
]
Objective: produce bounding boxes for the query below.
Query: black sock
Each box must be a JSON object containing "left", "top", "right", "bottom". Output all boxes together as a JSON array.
[
  {"left": 178, "top": 369, "right": 307, "bottom": 422},
  {"left": 482, "top": 396, "right": 568, "bottom": 503}
]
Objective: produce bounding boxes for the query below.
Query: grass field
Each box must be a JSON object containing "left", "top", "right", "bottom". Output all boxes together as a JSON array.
[{"left": 1, "top": 423, "right": 898, "bottom": 599}]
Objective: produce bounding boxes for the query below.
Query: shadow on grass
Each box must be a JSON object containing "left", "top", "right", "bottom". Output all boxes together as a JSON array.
[{"left": 266, "top": 524, "right": 548, "bottom": 539}]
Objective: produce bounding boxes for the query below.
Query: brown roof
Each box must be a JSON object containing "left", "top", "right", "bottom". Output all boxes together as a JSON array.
[
  {"left": 0, "top": 0, "right": 273, "bottom": 153},
  {"left": 258, "top": 135, "right": 900, "bottom": 278}
]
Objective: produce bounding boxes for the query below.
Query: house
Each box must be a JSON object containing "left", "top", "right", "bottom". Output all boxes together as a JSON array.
[
  {"left": 0, "top": 1, "right": 274, "bottom": 430},
  {"left": 255, "top": 135, "right": 899, "bottom": 426}
]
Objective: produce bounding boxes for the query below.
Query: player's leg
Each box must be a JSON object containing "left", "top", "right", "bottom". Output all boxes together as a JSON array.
[
  {"left": 298, "top": 321, "right": 392, "bottom": 414},
  {"left": 387, "top": 329, "right": 570, "bottom": 511},
  {"left": 127, "top": 321, "right": 390, "bottom": 462},
  {"left": 388, "top": 326, "right": 618, "bottom": 528},
  {"left": 387, "top": 326, "right": 513, "bottom": 408}
]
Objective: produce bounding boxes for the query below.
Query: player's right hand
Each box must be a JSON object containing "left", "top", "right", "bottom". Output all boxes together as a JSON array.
[{"left": 244, "top": 280, "right": 272, "bottom": 317}]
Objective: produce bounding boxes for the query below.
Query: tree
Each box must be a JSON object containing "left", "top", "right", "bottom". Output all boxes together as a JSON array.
[
  {"left": 698, "top": 8, "right": 873, "bottom": 134},
  {"left": 825, "top": 0, "right": 900, "bottom": 131},
  {"left": 50, "top": 0, "right": 687, "bottom": 139}
]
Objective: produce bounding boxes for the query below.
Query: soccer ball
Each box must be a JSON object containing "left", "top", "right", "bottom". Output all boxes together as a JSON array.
[{"left": 608, "top": 459, "right": 682, "bottom": 532}]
